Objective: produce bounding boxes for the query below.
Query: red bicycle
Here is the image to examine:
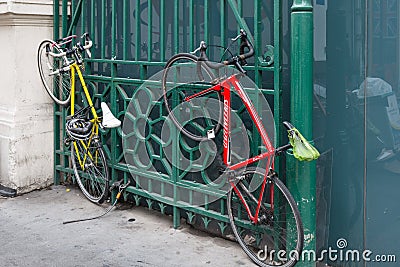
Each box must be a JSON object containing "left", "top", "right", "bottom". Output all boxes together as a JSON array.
[{"left": 162, "top": 30, "right": 318, "bottom": 267}]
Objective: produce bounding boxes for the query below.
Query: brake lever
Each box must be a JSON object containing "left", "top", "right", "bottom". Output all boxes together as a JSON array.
[
  {"left": 80, "top": 33, "right": 92, "bottom": 58},
  {"left": 80, "top": 33, "right": 88, "bottom": 39},
  {"left": 232, "top": 29, "right": 247, "bottom": 41},
  {"left": 190, "top": 41, "right": 207, "bottom": 54},
  {"left": 231, "top": 34, "right": 241, "bottom": 42},
  {"left": 190, "top": 47, "right": 200, "bottom": 54}
]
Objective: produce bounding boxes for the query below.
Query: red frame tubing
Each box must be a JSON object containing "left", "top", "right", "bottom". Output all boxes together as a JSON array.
[{"left": 184, "top": 74, "right": 277, "bottom": 223}]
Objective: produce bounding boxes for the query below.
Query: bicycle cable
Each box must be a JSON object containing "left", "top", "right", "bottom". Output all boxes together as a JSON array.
[
  {"left": 213, "top": 44, "right": 233, "bottom": 63},
  {"left": 62, "top": 180, "right": 130, "bottom": 225}
]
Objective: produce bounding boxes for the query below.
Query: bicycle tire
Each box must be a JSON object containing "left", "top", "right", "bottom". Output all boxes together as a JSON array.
[
  {"left": 71, "top": 139, "right": 109, "bottom": 204},
  {"left": 37, "top": 40, "right": 71, "bottom": 106},
  {"left": 227, "top": 167, "right": 303, "bottom": 267},
  {"left": 162, "top": 53, "right": 222, "bottom": 142}
]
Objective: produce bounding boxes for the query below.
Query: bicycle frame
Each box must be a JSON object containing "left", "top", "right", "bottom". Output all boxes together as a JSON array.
[
  {"left": 70, "top": 63, "right": 98, "bottom": 120},
  {"left": 69, "top": 63, "right": 100, "bottom": 170},
  {"left": 185, "top": 73, "right": 276, "bottom": 224}
]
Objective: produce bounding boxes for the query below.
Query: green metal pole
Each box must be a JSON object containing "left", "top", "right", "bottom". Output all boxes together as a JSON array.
[
  {"left": 62, "top": 0, "right": 68, "bottom": 37},
  {"left": 53, "top": 0, "right": 59, "bottom": 39},
  {"left": 289, "top": 0, "right": 316, "bottom": 266}
]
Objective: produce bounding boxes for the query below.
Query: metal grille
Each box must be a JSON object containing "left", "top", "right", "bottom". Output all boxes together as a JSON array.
[{"left": 53, "top": 0, "right": 283, "bottom": 230}]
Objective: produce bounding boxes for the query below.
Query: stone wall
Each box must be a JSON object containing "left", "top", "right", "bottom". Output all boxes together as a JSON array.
[{"left": 0, "top": 0, "right": 54, "bottom": 193}]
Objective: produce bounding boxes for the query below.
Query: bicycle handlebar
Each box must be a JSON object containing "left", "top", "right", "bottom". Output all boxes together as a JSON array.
[
  {"left": 224, "top": 29, "right": 254, "bottom": 64},
  {"left": 79, "top": 33, "right": 93, "bottom": 58},
  {"left": 54, "top": 35, "right": 77, "bottom": 47},
  {"left": 48, "top": 33, "right": 93, "bottom": 59},
  {"left": 193, "top": 29, "right": 255, "bottom": 74}
]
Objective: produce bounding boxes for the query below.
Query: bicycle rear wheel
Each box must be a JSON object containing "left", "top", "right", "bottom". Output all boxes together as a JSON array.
[
  {"left": 162, "top": 53, "right": 222, "bottom": 142},
  {"left": 37, "top": 40, "right": 71, "bottom": 106},
  {"left": 227, "top": 167, "right": 303, "bottom": 267},
  {"left": 71, "top": 138, "right": 109, "bottom": 203}
]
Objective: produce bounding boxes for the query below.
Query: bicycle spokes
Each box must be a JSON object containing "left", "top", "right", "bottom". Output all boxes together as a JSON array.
[
  {"left": 228, "top": 168, "right": 303, "bottom": 267},
  {"left": 71, "top": 137, "right": 109, "bottom": 204}
]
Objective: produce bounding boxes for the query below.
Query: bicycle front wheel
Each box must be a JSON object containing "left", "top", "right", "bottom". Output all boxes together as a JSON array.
[
  {"left": 37, "top": 40, "right": 71, "bottom": 106},
  {"left": 162, "top": 53, "right": 222, "bottom": 142},
  {"left": 227, "top": 167, "right": 303, "bottom": 267},
  {"left": 71, "top": 139, "right": 109, "bottom": 203}
]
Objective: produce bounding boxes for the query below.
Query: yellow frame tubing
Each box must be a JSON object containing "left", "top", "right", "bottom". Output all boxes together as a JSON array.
[
  {"left": 69, "top": 63, "right": 100, "bottom": 171},
  {"left": 72, "top": 122, "right": 99, "bottom": 170},
  {"left": 70, "top": 63, "right": 98, "bottom": 120},
  {"left": 70, "top": 64, "right": 76, "bottom": 115}
]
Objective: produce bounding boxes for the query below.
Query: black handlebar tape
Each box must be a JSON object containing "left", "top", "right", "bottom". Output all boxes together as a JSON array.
[
  {"left": 239, "top": 37, "right": 255, "bottom": 60},
  {"left": 224, "top": 38, "right": 254, "bottom": 66},
  {"left": 234, "top": 60, "right": 246, "bottom": 74}
]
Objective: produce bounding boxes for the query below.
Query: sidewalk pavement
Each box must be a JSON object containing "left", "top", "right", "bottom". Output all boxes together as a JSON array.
[{"left": 0, "top": 185, "right": 254, "bottom": 267}]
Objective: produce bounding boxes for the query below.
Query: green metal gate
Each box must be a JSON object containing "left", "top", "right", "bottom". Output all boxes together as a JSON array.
[{"left": 53, "top": 0, "right": 285, "bottom": 231}]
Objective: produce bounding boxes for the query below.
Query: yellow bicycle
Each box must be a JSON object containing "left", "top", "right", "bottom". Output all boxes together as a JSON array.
[{"left": 37, "top": 33, "right": 121, "bottom": 203}]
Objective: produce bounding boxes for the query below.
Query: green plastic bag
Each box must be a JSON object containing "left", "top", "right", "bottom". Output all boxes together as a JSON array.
[{"left": 288, "top": 128, "right": 320, "bottom": 161}]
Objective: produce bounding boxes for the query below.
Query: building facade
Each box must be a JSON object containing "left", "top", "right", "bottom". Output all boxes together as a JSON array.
[{"left": 1, "top": 0, "right": 399, "bottom": 266}]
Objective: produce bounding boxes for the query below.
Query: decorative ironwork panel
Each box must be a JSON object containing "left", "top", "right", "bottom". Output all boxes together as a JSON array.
[{"left": 54, "top": 0, "right": 283, "bottom": 230}]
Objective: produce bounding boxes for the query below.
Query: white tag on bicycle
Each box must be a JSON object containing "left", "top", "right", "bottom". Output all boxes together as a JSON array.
[{"left": 207, "top": 129, "right": 215, "bottom": 139}]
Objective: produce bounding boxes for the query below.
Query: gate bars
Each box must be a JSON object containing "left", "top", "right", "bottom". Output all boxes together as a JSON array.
[{"left": 53, "top": 0, "right": 284, "bottom": 231}]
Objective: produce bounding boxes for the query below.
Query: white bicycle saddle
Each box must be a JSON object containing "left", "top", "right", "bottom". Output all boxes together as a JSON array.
[{"left": 101, "top": 102, "right": 121, "bottom": 128}]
